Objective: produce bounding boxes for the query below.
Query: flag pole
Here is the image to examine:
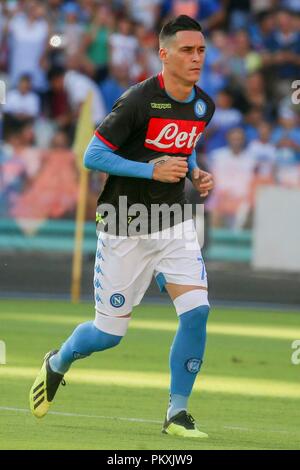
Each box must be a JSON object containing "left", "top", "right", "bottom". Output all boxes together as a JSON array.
[
  {"left": 71, "top": 92, "right": 94, "bottom": 303},
  {"left": 71, "top": 166, "right": 89, "bottom": 303}
]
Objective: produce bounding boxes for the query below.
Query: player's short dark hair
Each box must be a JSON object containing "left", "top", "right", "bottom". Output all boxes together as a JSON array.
[{"left": 159, "top": 15, "right": 202, "bottom": 45}]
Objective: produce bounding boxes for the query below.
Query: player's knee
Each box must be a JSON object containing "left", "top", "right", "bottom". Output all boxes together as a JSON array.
[
  {"left": 173, "top": 289, "right": 210, "bottom": 316},
  {"left": 94, "top": 310, "right": 131, "bottom": 344},
  {"left": 173, "top": 289, "right": 210, "bottom": 331},
  {"left": 93, "top": 326, "right": 122, "bottom": 350},
  {"left": 179, "top": 306, "right": 209, "bottom": 331}
]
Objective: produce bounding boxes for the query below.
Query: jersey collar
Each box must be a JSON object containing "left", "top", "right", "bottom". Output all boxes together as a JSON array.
[{"left": 157, "top": 72, "right": 196, "bottom": 103}]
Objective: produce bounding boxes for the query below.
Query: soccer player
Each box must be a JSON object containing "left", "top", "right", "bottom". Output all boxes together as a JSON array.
[{"left": 29, "top": 15, "right": 215, "bottom": 438}]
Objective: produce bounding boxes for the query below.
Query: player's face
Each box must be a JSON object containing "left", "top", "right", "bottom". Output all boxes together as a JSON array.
[{"left": 160, "top": 30, "right": 206, "bottom": 85}]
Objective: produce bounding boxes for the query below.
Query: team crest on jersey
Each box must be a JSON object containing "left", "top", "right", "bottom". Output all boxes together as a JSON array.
[
  {"left": 110, "top": 293, "right": 125, "bottom": 308},
  {"left": 194, "top": 99, "right": 207, "bottom": 118},
  {"left": 145, "top": 118, "right": 206, "bottom": 154}
]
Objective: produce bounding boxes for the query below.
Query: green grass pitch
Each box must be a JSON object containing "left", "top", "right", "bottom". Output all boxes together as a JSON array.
[{"left": 0, "top": 299, "right": 300, "bottom": 450}]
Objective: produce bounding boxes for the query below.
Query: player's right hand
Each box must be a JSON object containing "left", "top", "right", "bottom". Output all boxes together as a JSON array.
[{"left": 152, "top": 157, "right": 188, "bottom": 183}]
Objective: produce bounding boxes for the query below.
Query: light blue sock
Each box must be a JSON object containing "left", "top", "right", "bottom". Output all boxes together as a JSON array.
[
  {"left": 167, "top": 394, "right": 188, "bottom": 420},
  {"left": 167, "top": 305, "right": 209, "bottom": 420},
  {"left": 49, "top": 321, "right": 122, "bottom": 375}
]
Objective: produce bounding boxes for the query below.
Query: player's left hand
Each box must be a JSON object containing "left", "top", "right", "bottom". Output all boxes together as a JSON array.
[{"left": 192, "top": 168, "right": 214, "bottom": 197}]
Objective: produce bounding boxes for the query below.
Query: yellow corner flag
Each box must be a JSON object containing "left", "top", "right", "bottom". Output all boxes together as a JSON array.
[{"left": 71, "top": 91, "right": 94, "bottom": 303}]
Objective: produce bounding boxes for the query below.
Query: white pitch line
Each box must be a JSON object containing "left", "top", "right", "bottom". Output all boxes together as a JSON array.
[
  {"left": 0, "top": 406, "right": 161, "bottom": 424},
  {"left": 0, "top": 406, "right": 290, "bottom": 435},
  {"left": 223, "top": 425, "right": 289, "bottom": 435}
]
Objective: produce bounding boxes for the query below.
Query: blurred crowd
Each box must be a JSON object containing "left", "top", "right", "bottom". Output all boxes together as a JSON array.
[{"left": 0, "top": 0, "right": 300, "bottom": 228}]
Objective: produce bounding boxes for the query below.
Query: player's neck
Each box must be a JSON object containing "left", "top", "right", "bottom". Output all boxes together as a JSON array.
[{"left": 162, "top": 71, "right": 195, "bottom": 102}]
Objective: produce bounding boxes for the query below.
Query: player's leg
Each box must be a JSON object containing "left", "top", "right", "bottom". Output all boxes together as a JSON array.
[
  {"left": 49, "top": 313, "right": 131, "bottom": 374},
  {"left": 154, "top": 220, "right": 210, "bottom": 438},
  {"left": 29, "top": 233, "right": 134, "bottom": 418},
  {"left": 163, "top": 284, "right": 209, "bottom": 438},
  {"left": 29, "top": 233, "right": 156, "bottom": 418},
  {"left": 29, "top": 312, "right": 131, "bottom": 419}
]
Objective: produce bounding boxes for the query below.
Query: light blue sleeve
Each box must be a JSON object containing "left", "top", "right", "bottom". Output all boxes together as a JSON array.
[
  {"left": 187, "top": 150, "right": 198, "bottom": 180},
  {"left": 84, "top": 135, "right": 154, "bottom": 179}
]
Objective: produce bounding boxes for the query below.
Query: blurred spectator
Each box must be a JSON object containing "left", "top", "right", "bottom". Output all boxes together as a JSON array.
[
  {"left": 243, "top": 106, "right": 266, "bottom": 143},
  {"left": 206, "top": 89, "right": 243, "bottom": 153},
  {"left": 272, "top": 109, "right": 300, "bottom": 187},
  {"left": 249, "top": 10, "right": 276, "bottom": 52},
  {"left": 0, "top": 1, "right": 9, "bottom": 71},
  {"left": 109, "top": 17, "right": 139, "bottom": 81},
  {"left": 100, "top": 65, "right": 130, "bottom": 113},
  {"left": 197, "top": 29, "right": 229, "bottom": 98},
  {"left": 132, "top": 25, "right": 161, "bottom": 81},
  {"left": 161, "top": 0, "right": 199, "bottom": 20},
  {"left": 227, "top": 30, "right": 262, "bottom": 85},
  {"left": 50, "top": 129, "right": 71, "bottom": 149},
  {"left": 126, "top": 0, "right": 162, "bottom": 30},
  {"left": 64, "top": 55, "right": 106, "bottom": 125},
  {"left": 7, "top": 1, "right": 49, "bottom": 91},
  {"left": 243, "top": 72, "right": 269, "bottom": 111},
  {"left": 78, "top": 0, "right": 95, "bottom": 24},
  {"left": 82, "top": 4, "right": 113, "bottom": 83},
  {"left": 280, "top": 0, "right": 300, "bottom": 14},
  {"left": 209, "top": 127, "right": 255, "bottom": 228},
  {"left": 224, "top": 0, "right": 251, "bottom": 31},
  {"left": 251, "top": 0, "right": 277, "bottom": 15},
  {"left": 61, "top": 2, "right": 85, "bottom": 58},
  {"left": 162, "top": 0, "right": 225, "bottom": 31},
  {"left": 263, "top": 8, "right": 300, "bottom": 97},
  {"left": 46, "top": 66, "right": 72, "bottom": 132},
  {"left": 17, "top": 120, "right": 35, "bottom": 147},
  {"left": 2, "top": 117, "right": 35, "bottom": 148},
  {"left": 272, "top": 109, "right": 300, "bottom": 161},
  {"left": 46, "top": 0, "right": 65, "bottom": 29},
  {"left": 247, "top": 121, "right": 276, "bottom": 179},
  {"left": 4, "top": 74, "right": 40, "bottom": 121},
  {"left": 0, "top": 142, "right": 27, "bottom": 217}
]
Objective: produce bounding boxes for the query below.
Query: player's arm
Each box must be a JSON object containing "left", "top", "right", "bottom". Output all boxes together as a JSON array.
[
  {"left": 88, "top": 89, "right": 189, "bottom": 182},
  {"left": 188, "top": 150, "right": 214, "bottom": 197},
  {"left": 84, "top": 135, "right": 188, "bottom": 182},
  {"left": 187, "top": 150, "right": 198, "bottom": 180},
  {"left": 189, "top": 95, "right": 216, "bottom": 196},
  {"left": 84, "top": 135, "right": 154, "bottom": 179}
]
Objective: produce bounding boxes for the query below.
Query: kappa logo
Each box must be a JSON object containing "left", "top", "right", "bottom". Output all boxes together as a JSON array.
[
  {"left": 151, "top": 102, "right": 172, "bottom": 109},
  {"left": 110, "top": 293, "right": 125, "bottom": 308},
  {"left": 96, "top": 212, "right": 106, "bottom": 225},
  {"left": 145, "top": 118, "right": 206, "bottom": 154}
]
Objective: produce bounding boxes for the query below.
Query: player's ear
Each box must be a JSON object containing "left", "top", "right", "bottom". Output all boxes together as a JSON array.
[{"left": 159, "top": 47, "right": 168, "bottom": 63}]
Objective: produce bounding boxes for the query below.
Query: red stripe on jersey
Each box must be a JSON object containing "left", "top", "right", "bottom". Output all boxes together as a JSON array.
[
  {"left": 157, "top": 72, "right": 164, "bottom": 89},
  {"left": 94, "top": 131, "right": 118, "bottom": 151},
  {"left": 144, "top": 118, "right": 206, "bottom": 155}
]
